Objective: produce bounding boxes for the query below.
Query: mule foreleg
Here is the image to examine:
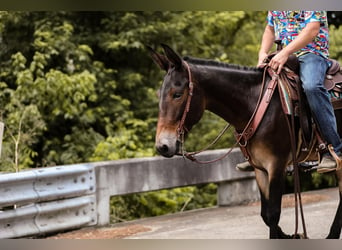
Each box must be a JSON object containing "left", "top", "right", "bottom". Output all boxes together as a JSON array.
[
  {"left": 327, "top": 170, "right": 342, "bottom": 239},
  {"left": 255, "top": 168, "right": 291, "bottom": 238}
]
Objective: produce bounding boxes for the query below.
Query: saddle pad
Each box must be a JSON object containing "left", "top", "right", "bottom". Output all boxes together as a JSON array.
[
  {"left": 278, "top": 76, "right": 293, "bottom": 115},
  {"left": 277, "top": 78, "right": 342, "bottom": 116}
]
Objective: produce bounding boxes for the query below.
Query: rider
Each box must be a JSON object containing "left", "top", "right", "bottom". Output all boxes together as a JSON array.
[{"left": 237, "top": 11, "right": 342, "bottom": 173}]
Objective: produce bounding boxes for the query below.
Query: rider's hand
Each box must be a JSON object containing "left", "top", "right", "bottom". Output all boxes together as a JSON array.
[
  {"left": 257, "top": 52, "right": 269, "bottom": 68},
  {"left": 268, "top": 50, "right": 290, "bottom": 74}
]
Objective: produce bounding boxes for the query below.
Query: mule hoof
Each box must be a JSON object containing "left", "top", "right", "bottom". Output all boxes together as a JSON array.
[{"left": 292, "top": 233, "right": 308, "bottom": 239}]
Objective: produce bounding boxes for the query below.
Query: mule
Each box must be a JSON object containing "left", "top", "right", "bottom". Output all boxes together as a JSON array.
[{"left": 148, "top": 44, "right": 342, "bottom": 239}]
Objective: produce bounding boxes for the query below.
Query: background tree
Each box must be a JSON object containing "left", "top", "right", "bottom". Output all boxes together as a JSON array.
[{"left": 0, "top": 11, "right": 264, "bottom": 168}]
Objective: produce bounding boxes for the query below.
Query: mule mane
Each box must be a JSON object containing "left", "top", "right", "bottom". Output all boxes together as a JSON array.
[{"left": 183, "top": 56, "right": 262, "bottom": 72}]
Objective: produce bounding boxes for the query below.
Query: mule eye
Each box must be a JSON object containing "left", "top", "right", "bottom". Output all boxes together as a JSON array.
[{"left": 173, "top": 93, "right": 183, "bottom": 99}]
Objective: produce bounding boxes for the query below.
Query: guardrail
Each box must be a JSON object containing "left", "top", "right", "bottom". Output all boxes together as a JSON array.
[
  {"left": 0, "top": 148, "right": 259, "bottom": 238},
  {"left": 0, "top": 164, "right": 97, "bottom": 238}
]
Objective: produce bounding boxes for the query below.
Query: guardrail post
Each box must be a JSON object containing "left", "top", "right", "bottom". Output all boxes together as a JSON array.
[
  {"left": 217, "top": 177, "right": 260, "bottom": 206},
  {"left": 95, "top": 165, "right": 111, "bottom": 226},
  {"left": 215, "top": 150, "right": 260, "bottom": 206}
]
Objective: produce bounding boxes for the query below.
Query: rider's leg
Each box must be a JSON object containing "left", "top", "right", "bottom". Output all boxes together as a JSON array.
[{"left": 299, "top": 53, "right": 342, "bottom": 173}]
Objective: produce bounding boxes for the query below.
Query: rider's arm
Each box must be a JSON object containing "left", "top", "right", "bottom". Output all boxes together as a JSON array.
[
  {"left": 269, "top": 22, "right": 321, "bottom": 74},
  {"left": 258, "top": 24, "right": 275, "bottom": 67}
]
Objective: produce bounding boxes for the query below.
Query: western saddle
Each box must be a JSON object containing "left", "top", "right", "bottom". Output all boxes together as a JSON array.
[
  {"left": 267, "top": 44, "right": 342, "bottom": 163},
  {"left": 236, "top": 42, "right": 342, "bottom": 170}
]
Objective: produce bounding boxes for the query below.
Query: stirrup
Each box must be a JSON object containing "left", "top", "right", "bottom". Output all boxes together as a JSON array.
[
  {"left": 316, "top": 145, "right": 342, "bottom": 173},
  {"left": 327, "top": 145, "right": 342, "bottom": 171}
]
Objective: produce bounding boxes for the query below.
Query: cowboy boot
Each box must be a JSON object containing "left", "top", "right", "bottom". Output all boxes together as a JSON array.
[
  {"left": 236, "top": 161, "right": 254, "bottom": 171},
  {"left": 316, "top": 145, "right": 342, "bottom": 173}
]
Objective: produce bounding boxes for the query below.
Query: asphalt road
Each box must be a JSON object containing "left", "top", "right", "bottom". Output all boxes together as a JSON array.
[
  {"left": 123, "top": 187, "right": 340, "bottom": 239},
  {"left": 50, "top": 187, "right": 341, "bottom": 239}
]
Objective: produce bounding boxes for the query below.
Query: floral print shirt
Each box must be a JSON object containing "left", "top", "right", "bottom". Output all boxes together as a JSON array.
[{"left": 267, "top": 11, "right": 329, "bottom": 58}]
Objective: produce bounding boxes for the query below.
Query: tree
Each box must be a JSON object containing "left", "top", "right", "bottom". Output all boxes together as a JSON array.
[
  {"left": 1, "top": 103, "right": 45, "bottom": 172},
  {"left": 0, "top": 11, "right": 262, "bottom": 169}
]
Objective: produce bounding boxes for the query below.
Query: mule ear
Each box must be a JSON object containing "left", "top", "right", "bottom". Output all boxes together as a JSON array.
[
  {"left": 161, "top": 44, "right": 182, "bottom": 70},
  {"left": 146, "top": 45, "right": 169, "bottom": 71}
]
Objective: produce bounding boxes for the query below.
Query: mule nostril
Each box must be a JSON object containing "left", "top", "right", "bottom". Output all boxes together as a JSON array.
[
  {"left": 158, "top": 144, "right": 169, "bottom": 154},
  {"left": 156, "top": 137, "right": 176, "bottom": 158}
]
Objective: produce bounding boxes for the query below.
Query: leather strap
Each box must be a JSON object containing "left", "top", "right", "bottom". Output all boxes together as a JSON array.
[
  {"left": 177, "top": 61, "right": 194, "bottom": 141},
  {"left": 238, "top": 67, "right": 279, "bottom": 145},
  {"left": 332, "top": 98, "right": 342, "bottom": 110}
]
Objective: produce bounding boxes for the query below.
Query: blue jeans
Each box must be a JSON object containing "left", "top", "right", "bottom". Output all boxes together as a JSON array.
[{"left": 298, "top": 53, "right": 342, "bottom": 153}]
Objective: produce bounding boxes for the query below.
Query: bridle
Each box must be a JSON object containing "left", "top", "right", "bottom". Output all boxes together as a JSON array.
[
  {"left": 175, "top": 60, "right": 271, "bottom": 164},
  {"left": 176, "top": 61, "right": 194, "bottom": 143},
  {"left": 176, "top": 61, "right": 233, "bottom": 164}
]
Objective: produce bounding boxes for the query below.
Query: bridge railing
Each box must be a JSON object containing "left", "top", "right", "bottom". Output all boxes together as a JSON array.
[{"left": 0, "top": 148, "right": 259, "bottom": 238}]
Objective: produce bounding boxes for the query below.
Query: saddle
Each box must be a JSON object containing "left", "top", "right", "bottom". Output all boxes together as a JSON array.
[
  {"left": 236, "top": 43, "right": 342, "bottom": 166},
  {"left": 266, "top": 41, "right": 342, "bottom": 108},
  {"left": 325, "top": 59, "right": 342, "bottom": 109},
  {"left": 276, "top": 56, "right": 342, "bottom": 110},
  {"left": 267, "top": 52, "right": 342, "bottom": 160},
  {"left": 283, "top": 56, "right": 342, "bottom": 98}
]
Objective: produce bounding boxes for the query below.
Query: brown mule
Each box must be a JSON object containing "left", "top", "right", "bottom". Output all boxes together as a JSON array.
[{"left": 148, "top": 44, "right": 342, "bottom": 239}]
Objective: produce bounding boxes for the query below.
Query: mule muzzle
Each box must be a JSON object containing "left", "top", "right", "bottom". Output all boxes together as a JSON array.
[{"left": 155, "top": 136, "right": 180, "bottom": 158}]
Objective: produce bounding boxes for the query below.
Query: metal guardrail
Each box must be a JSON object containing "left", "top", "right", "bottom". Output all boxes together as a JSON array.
[
  {"left": 0, "top": 149, "right": 258, "bottom": 239},
  {"left": 0, "top": 164, "right": 97, "bottom": 238}
]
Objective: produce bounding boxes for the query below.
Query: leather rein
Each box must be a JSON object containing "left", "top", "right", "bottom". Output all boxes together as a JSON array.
[{"left": 176, "top": 61, "right": 271, "bottom": 164}]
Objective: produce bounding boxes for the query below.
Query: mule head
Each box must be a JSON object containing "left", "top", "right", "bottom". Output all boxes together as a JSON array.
[{"left": 148, "top": 44, "right": 205, "bottom": 157}]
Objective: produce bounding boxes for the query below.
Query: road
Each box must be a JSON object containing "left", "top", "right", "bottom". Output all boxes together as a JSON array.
[{"left": 49, "top": 187, "right": 340, "bottom": 239}]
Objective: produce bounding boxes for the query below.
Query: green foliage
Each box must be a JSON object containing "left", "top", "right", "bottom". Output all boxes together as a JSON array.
[
  {"left": 1, "top": 11, "right": 265, "bottom": 169},
  {"left": 1, "top": 103, "right": 45, "bottom": 172},
  {"left": 90, "top": 123, "right": 154, "bottom": 161},
  {"left": 285, "top": 171, "right": 337, "bottom": 194},
  {"left": 329, "top": 25, "right": 342, "bottom": 61},
  {"left": 110, "top": 183, "right": 217, "bottom": 223}
]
